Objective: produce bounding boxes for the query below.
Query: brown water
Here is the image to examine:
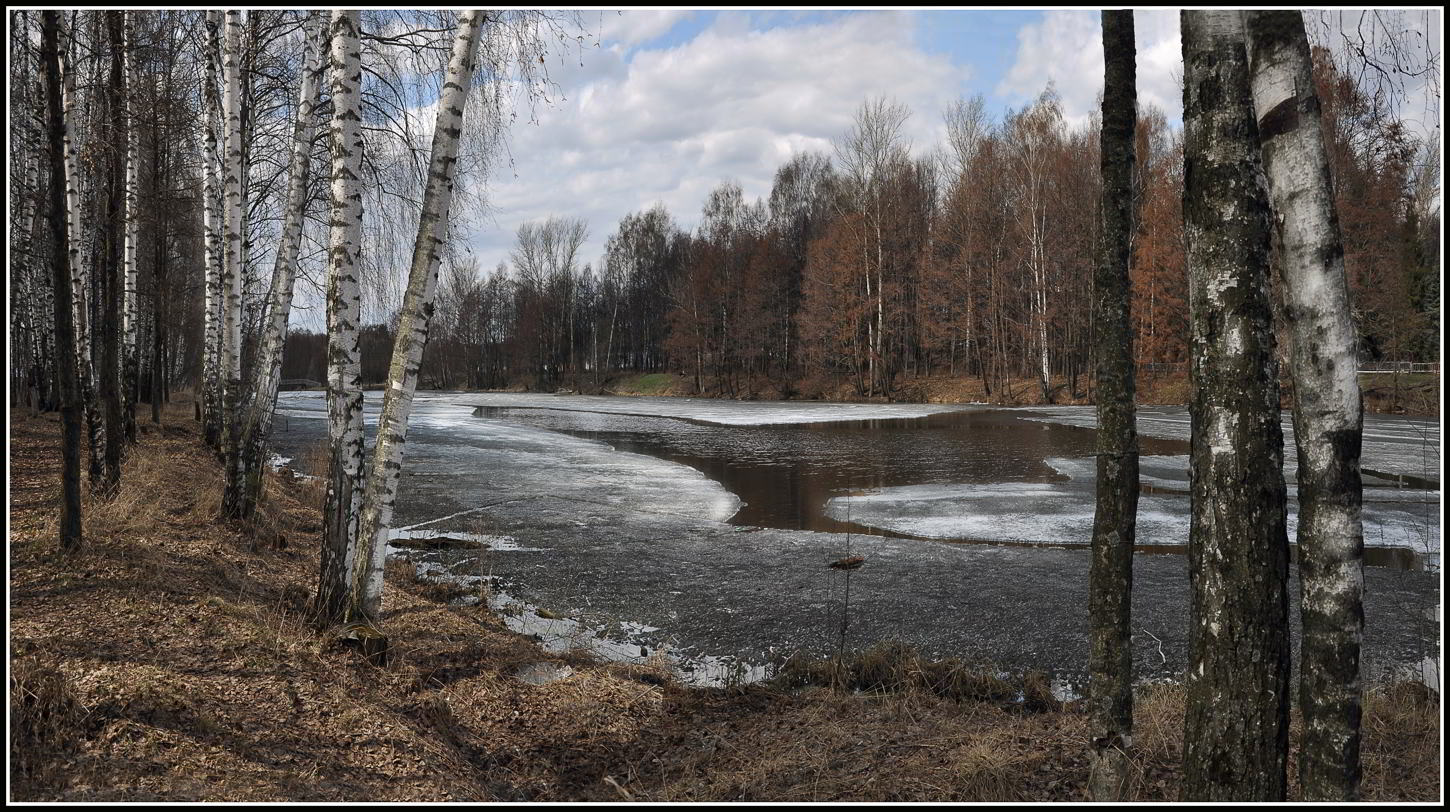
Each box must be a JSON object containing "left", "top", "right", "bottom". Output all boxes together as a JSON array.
[
  {"left": 474, "top": 406, "right": 1185, "bottom": 535},
  {"left": 474, "top": 405, "right": 1434, "bottom": 570}
]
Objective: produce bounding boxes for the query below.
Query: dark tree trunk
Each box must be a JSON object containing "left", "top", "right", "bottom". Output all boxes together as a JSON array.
[
  {"left": 1086, "top": 9, "right": 1138, "bottom": 801},
  {"left": 100, "top": 10, "right": 126, "bottom": 495},
  {"left": 1244, "top": 10, "right": 1367, "bottom": 800},
  {"left": 44, "top": 10, "right": 83, "bottom": 552},
  {"left": 1179, "top": 9, "right": 1291, "bottom": 801}
]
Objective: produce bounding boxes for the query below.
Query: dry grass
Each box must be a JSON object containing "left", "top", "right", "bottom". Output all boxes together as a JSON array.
[{"left": 8, "top": 399, "right": 1440, "bottom": 802}]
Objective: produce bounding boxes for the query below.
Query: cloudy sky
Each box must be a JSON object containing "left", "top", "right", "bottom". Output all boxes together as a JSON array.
[
  {"left": 287, "top": 7, "right": 1438, "bottom": 329},
  {"left": 452, "top": 8, "right": 1190, "bottom": 279}
]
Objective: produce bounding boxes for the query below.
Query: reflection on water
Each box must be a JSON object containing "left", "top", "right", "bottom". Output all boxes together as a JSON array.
[
  {"left": 474, "top": 405, "right": 1436, "bottom": 571},
  {"left": 475, "top": 407, "right": 1178, "bottom": 528}
]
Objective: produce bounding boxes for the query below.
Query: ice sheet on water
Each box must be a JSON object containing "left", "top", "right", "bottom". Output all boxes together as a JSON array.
[
  {"left": 461, "top": 392, "right": 971, "bottom": 426},
  {"left": 829, "top": 454, "right": 1440, "bottom": 559},
  {"left": 274, "top": 392, "right": 744, "bottom": 526},
  {"left": 1018, "top": 405, "right": 1441, "bottom": 484}
]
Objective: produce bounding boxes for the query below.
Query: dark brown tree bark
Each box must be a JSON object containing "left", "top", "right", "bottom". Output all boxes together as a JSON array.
[
  {"left": 1244, "top": 10, "right": 1367, "bottom": 800},
  {"left": 1087, "top": 8, "right": 1138, "bottom": 801},
  {"left": 1179, "top": 9, "right": 1291, "bottom": 801},
  {"left": 44, "top": 9, "right": 83, "bottom": 551},
  {"left": 100, "top": 10, "right": 126, "bottom": 495}
]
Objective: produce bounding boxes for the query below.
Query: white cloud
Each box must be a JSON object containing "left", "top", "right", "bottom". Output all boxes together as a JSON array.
[
  {"left": 592, "top": 9, "right": 693, "bottom": 47},
  {"left": 464, "top": 10, "right": 971, "bottom": 271},
  {"left": 997, "top": 10, "right": 1183, "bottom": 129}
]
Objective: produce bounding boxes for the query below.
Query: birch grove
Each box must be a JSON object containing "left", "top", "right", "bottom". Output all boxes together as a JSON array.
[{"left": 7, "top": 16, "right": 1434, "bottom": 797}]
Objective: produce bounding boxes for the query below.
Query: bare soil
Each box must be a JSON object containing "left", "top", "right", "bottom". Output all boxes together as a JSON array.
[{"left": 9, "top": 397, "right": 1440, "bottom": 801}]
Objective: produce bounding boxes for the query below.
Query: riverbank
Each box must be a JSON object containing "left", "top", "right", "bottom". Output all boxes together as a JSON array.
[
  {"left": 464, "top": 369, "right": 1438, "bottom": 417},
  {"left": 9, "top": 401, "right": 1440, "bottom": 801}
]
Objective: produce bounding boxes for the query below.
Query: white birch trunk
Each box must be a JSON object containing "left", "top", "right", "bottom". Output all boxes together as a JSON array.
[
  {"left": 349, "top": 10, "right": 488, "bottom": 623},
  {"left": 201, "top": 10, "right": 224, "bottom": 446},
  {"left": 62, "top": 20, "right": 104, "bottom": 485},
  {"left": 121, "top": 10, "right": 138, "bottom": 440},
  {"left": 1243, "top": 9, "right": 1365, "bottom": 800},
  {"left": 229, "top": 10, "right": 328, "bottom": 519},
  {"left": 318, "top": 9, "right": 367, "bottom": 624},
  {"left": 219, "top": 9, "right": 246, "bottom": 514}
]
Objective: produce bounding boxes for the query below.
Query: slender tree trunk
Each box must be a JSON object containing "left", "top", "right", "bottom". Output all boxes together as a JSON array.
[
  {"left": 219, "top": 9, "right": 246, "bottom": 517},
  {"left": 99, "top": 10, "right": 126, "bottom": 495},
  {"left": 1179, "top": 9, "right": 1291, "bottom": 801},
  {"left": 347, "top": 11, "right": 489, "bottom": 628},
  {"left": 62, "top": 26, "right": 105, "bottom": 490},
  {"left": 229, "top": 10, "right": 327, "bottom": 521},
  {"left": 1087, "top": 9, "right": 1138, "bottom": 801},
  {"left": 121, "top": 11, "right": 139, "bottom": 444},
  {"left": 317, "top": 9, "right": 367, "bottom": 627},
  {"left": 1244, "top": 9, "right": 1366, "bottom": 800},
  {"left": 44, "top": 10, "right": 83, "bottom": 552},
  {"left": 201, "top": 11, "right": 224, "bottom": 443}
]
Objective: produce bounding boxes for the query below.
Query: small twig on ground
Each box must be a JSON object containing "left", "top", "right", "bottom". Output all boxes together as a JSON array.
[{"left": 1140, "top": 628, "right": 1167, "bottom": 665}]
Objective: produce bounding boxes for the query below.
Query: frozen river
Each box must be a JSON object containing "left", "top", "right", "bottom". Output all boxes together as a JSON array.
[{"left": 270, "top": 391, "right": 1440, "bottom": 689}]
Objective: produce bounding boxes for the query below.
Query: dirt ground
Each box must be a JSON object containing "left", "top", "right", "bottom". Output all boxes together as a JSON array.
[{"left": 8, "top": 398, "right": 1440, "bottom": 802}]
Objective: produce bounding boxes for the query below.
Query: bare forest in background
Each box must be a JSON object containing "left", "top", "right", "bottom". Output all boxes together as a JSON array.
[{"left": 274, "top": 48, "right": 1440, "bottom": 402}]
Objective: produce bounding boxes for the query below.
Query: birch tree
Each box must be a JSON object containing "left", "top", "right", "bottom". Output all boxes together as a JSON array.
[
  {"left": 121, "top": 10, "right": 138, "bottom": 444},
  {"left": 99, "top": 9, "right": 127, "bottom": 495},
  {"left": 61, "top": 19, "right": 105, "bottom": 489},
  {"left": 318, "top": 8, "right": 368, "bottom": 625},
  {"left": 346, "top": 10, "right": 488, "bottom": 630},
  {"left": 1179, "top": 9, "right": 1291, "bottom": 801},
  {"left": 226, "top": 10, "right": 328, "bottom": 521},
  {"left": 219, "top": 9, "right": 246, "bottom": 513},
  {"left": 1086, "top": 9, "right": 1138, "bottom": 801},
  {"left": 44, "top": 9, "right": 84, "bottom": 551},
  {"left": 1244, "top": 9, "right": 1367, "bottom": 800},
  {"left": 200, "top": 10, "right": 224, "bottom": 448}
]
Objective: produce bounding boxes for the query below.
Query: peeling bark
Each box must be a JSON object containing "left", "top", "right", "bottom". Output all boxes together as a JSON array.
[
  {"left": 1179, "top": 9, "right": 1291, "bottom": 801},
  {"left": 1243, "top": 9, "right": 1366, "bottom": 801}
]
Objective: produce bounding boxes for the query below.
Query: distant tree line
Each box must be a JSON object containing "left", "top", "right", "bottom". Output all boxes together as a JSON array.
[{"left": 276, "top": 45, "right": 1438, "bottom": 400}]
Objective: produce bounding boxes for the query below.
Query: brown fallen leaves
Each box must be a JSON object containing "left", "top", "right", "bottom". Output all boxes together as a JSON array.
[{"left": 7, "top": 399, "right": 1439, "bottom": 802}]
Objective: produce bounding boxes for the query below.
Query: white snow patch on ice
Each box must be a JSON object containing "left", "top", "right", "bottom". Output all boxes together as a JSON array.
[
  {"left": 388, "top": 527, "right": 543, "bottom": 552},
  {"left": 831, "top": 453, "right": 1439, "bottom": 561},
  {"left": 462, "top": 392, "right": 971, "bottom": 426}
]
